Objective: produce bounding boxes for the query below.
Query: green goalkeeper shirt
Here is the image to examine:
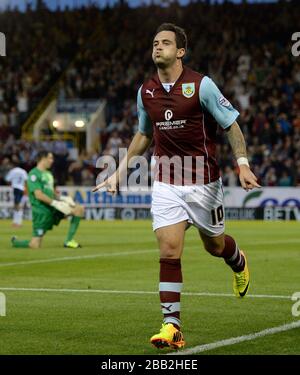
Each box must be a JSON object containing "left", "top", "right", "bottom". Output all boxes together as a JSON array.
[{"left": 27, "top": 167, "right": 55, "bottom": 214}]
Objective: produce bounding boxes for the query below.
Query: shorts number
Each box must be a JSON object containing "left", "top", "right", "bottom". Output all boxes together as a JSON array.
[{"left": 211, "top": 205, "right": 224, "bottom": 225}]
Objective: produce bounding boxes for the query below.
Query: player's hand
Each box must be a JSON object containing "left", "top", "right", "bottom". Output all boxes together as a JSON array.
[
  {"left": 239, "top": 165, "right": 261, "bottom": 191},
  {"left": 92, "top": 174, "right": 118, "bottom": 194},
  {"left": 60, "top": 195, "right": 76, "bottom": 207},
  {"left": 50, "top": 200, "right": 72, "bottom": 215}
]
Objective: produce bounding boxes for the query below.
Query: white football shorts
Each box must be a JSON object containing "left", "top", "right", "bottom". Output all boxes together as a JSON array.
[{"left": 151, "top": 177, "right": 225, "bottom": 237}]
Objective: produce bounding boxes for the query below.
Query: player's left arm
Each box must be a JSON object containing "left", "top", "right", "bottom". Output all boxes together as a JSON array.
[
  {"left": 199, "top": 76, "right": 261, "bottom": 191},
  {"left": 225, "top": 121, "right": 261, "bottom": 191},
  {"left": 5, "top": 171, "right": 12, "bottom": 183}
]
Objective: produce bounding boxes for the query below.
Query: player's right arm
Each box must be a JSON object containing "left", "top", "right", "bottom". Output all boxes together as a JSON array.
[
  {"left": 93, "top": 86, "right": 153, "bottom": 193},
  {"left": 28, "top": 173, "right": 71, "bottom": 215},
  {"left": 93, "top": 131, "right": 152, "bottom": 193},
  {"left": 33, "top": 189, "right": 53, "bottom": 205},
  {"left": 34, "top": 190, "right": 71, "bottom": 214},
  {"left": 28, "top": 172, "right": 53, "bottom": 205},
  {"left": 34, "top": 189, "right": 71, "bottom": 214},
  {"left": 5, "top": 170, "right": 12, "bottom": 183}
]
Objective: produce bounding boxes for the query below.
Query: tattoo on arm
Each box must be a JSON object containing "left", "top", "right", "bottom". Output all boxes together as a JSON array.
[{"left": 225, "top": 122, "right": 247, "bottom": 159}]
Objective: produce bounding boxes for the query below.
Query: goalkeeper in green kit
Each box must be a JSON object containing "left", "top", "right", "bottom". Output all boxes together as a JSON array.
[{"left": 11, "top": 151, "right": 84, "bottom": 249}]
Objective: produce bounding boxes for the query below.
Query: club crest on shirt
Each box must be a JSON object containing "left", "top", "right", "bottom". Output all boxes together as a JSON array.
[
  {"left": 182, "top": 83, "right": 195, "bottom": 98},
  {"left": 219, "top": 95, "right": 231, "bottom": 107}
]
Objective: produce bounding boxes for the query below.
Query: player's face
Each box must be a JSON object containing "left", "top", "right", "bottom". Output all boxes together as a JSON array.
[
  {"left": 44, "top": 153, "right": 54, "bottom": 169},
  {"left": 152, "top": 31, "right": 184, "bottom": 69}
]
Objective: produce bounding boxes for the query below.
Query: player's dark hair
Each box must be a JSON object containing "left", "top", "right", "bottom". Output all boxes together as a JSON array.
[
  {"left": 36, "top": 150, "right": 51, "bottom": 162},
  {"left": 155, "top": 23, "right": 187, "bottom": 52}
]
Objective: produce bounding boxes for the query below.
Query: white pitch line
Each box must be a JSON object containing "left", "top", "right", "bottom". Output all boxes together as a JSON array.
[
  {"left": 0, "top": 244, "right": 203, "bottom": 268},
  {"left": 246, "top": 239, "right": 300, "bottom": 245},
  {"left": 168, "top": 320, "right": 300, "bottom": 355},
  {"left": 0, "top": 249, "right": 157, "bottom": 268},
  {"left": 1, "top": 238, "right": 299, "bottom": 268},
  {"left": 0, "top": 287, "right": 292, "bottom": 300},
  {"left": 183, "top": 291, "right": 291, "bottom": 300},
  {"left": 0, "top": 287, "right": 156, "bottom": 295}
]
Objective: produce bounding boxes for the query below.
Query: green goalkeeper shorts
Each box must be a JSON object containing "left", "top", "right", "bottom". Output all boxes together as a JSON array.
[{"left": 32, "top": 208, "right": 65, "bottom": 237}]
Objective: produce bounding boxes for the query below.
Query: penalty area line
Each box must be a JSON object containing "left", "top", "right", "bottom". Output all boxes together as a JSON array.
[{"left": 167, "top": 320, "right": 300, "bottom": 355}]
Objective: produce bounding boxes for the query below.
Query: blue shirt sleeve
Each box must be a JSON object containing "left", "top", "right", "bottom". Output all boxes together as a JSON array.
[
  {"left": 137, "top": 86, "right": 153, "bottom": 136},
  {"left": 199, "top": 76, "right": 239, "bottom": 129}
]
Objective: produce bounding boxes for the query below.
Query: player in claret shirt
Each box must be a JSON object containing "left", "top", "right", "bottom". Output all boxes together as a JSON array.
[
  {"left": 11, "top": 150, "right": 84, "bottom": 249},
  {"left": 93, "top": 23, "right": 260, "bottom": 349}
]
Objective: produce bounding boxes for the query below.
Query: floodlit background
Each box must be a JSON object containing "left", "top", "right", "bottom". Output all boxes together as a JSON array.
[{"left": 0, "top": 0, "right": 299, "bottom": 355}]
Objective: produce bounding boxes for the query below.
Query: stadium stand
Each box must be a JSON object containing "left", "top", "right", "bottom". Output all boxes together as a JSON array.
[{"left": 0, "top": 1, "right": 299, "bottom": 186}]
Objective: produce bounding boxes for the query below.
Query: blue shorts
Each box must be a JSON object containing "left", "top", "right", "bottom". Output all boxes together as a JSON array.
[{"left": 13, "top": 188, "right": 24, "bottom": 205}]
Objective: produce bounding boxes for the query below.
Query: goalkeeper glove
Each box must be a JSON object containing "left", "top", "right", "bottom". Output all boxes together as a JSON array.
[
  {"left": 60, "top": 195, "right": 76, "bottom": 207},
  {"left": 50, "top": 200, "right": 72, "bottom": 215}
]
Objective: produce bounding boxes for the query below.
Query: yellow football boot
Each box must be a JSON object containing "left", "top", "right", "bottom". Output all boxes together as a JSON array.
[
  {"left": 64, "top": 239, "right": 82, "bottom": 248},
  {"left": 233, "top": 251, "right": 250, "bottom": 297},
  {"left": 150, "top": 323, "right": 185, "bottom": 349}
]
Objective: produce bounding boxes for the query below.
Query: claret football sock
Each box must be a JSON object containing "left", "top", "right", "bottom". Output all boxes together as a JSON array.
[
  {"left": 222, "top": 235, "right": 245, "bottom": 272},
  {"left": 159, "top": 258, "right": 182, "bottom": 329}
]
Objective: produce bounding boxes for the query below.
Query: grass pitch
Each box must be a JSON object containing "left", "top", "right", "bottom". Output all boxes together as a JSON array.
[{"left": 0, "top": 219, "right": 299, "bottom": 355}]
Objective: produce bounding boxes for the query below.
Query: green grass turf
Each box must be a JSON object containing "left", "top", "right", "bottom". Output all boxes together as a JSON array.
[{"left": 0, "top": 219, "right": 299, "bottom": 354}]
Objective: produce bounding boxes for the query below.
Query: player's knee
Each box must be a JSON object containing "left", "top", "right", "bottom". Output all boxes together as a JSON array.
[
  {"left": 30, "top": 241, "right": 41, "bottom": 249},
  {"left": 73, "top": 205, "right": 84, "bottom": 217},
  {"left": 160, "top": 242, "right": 180, "bottom": 258}
]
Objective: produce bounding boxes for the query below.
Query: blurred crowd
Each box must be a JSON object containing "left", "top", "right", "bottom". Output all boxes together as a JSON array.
[{"left": 1, "top": 1, "right": 300, "bottom": 187}]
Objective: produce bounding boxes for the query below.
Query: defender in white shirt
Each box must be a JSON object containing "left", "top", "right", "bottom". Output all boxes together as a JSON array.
[{"left": 5, "top": 166, "right": 28, "bottom": 226}]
